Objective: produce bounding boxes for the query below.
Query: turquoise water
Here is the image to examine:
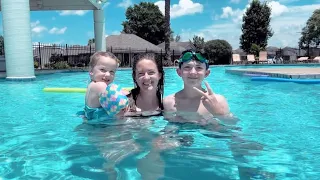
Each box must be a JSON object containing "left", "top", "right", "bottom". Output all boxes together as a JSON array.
[{"left": 0, "top": 66, "right": 320, "bottom": 179}]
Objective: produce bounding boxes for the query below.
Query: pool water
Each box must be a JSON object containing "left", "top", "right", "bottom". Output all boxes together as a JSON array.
[{"left": 0, "top": 66, "right": 320, "bottom": 179}]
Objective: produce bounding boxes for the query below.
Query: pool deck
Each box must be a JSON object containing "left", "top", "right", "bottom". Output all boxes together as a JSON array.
[{"left": 226, "top": 68, "right": 320, "bottom": 79}]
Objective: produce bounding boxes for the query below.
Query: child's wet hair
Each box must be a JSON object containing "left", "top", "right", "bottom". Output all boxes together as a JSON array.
[
  {"left": 89, "top": 51, "right": 120, "bottom": 70},
  {"left": 130, "top": 53, "right": 165, "bottom": 110}
]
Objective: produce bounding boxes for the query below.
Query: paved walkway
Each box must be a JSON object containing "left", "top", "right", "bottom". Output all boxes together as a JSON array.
[{"left": 226, "top": 68, "right": 320, "bottom": 79}]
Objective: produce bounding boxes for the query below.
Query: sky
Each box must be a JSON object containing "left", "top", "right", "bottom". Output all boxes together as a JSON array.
[{"left": 0, "top": 0, "right": 320, "bottom": 49}]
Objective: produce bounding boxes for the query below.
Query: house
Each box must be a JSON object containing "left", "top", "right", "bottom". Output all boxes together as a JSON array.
[
  {"left": 280, "top": 47, "right": 306, "bottom": 62},
  {"left": 157, "top": 41, "right": 196, "bottom": 60},
  {"left": 103, "top": 33, "right": 164, "bottom": 67}
]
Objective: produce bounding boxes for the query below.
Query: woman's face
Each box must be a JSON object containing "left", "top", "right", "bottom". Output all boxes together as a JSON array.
[{"left": 134, "top": 59, "right": 161, "bottom": 92}]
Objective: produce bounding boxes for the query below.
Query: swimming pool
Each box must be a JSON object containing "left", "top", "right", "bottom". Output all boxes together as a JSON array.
[{"left": 0, "top": 66, "right": 319, "bottom": 179}]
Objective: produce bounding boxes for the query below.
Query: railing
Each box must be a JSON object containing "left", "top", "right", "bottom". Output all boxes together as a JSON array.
[
  {"left": 33, "top": 43, "right": 94, "bottom": 69},
  {"left": 32, "top": 43, "right": 183, "bottom": 69}
]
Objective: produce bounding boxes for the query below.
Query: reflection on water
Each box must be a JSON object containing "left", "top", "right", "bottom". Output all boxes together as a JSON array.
[
  {"left": 0, "top": 112, "right": 309, "bottom": 180},
  {"left": 67, "top": 115, "right": 280, "bottom": 180}
]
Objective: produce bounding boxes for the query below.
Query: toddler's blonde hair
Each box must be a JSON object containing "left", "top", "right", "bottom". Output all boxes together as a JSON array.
[{"left": 89, "top": 51, "right": 120, "bottom": 71}]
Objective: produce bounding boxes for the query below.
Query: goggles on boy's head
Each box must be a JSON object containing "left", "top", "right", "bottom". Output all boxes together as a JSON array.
[{"left": 178, "top": 51, "right": 209, "bottom": 68}]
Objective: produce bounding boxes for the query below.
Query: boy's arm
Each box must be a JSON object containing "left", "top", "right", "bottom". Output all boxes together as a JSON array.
[{"left": 214, "top": 94, "right": 239, "bottom": 125}]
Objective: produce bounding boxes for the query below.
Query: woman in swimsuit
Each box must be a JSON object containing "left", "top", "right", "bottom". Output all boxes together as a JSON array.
[{"left": 124, "top": 53, "right": 165, "bottom": 117}]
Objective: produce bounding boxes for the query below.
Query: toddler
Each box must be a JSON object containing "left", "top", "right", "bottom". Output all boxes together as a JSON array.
[{"left": 84, "top": 51, "right": 128, "bottom": 121}]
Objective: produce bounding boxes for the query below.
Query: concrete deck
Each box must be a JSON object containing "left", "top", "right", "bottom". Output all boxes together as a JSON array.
[{"left": 225, "top": 68, "right": 320, "bottom": 79}]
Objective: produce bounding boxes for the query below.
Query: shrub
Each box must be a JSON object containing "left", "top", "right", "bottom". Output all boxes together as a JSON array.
[
  {"left": 204, "top": 39, "right": 233, "bottom": 65},
  {"left": 53, "top": 61, "right": 70, "bottom": 69}
]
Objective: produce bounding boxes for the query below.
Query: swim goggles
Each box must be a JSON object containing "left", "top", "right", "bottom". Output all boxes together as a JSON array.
[{"left": 178, "top": 51, "right": 209, "bottom": 64}]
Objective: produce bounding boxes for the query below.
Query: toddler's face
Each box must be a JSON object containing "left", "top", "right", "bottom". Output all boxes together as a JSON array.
[{"left": 90, "top": 57, "right": 118, "bottom": 84}]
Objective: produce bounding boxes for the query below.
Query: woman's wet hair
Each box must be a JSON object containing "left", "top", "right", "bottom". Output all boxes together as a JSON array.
[
  {"left": 89, "top": 51, "right": 120, "bottom": 71},
  {"left": 130, "top": 53, "right": 165, "bottom": 110}
]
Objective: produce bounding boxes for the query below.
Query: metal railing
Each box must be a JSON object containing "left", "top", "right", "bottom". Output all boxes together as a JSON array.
[{"left": 32, "top": 43, "right": 181, "bottom": 69}]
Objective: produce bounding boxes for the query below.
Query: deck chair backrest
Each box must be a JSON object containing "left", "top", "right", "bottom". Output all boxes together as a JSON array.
[
  {"left": 297, "top": 57, "right": 308, "bottom": 61},
  {"left": 247, "top": 54, "right": 255, "bottom": 62},
  {"left": 259, "top": 51, "right": 267, "bottom": 61},
  {"left": 313, "top": 56, "right": 320, "bottom": 60},
  {"left": 232, "top": 54, "right": 241, "bottom": 62}
]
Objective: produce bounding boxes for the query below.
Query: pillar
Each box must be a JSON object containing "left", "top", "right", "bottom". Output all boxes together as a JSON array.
[
  {"left": 1, "top": 0, "right": 35, "bottom": 80},
  {"left": 94, "top": 9, "right": 106, "bottom": 52}
]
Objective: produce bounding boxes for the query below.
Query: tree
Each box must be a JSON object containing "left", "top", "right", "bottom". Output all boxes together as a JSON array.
[
  {"left": 190, "top": 35, "right": 205, "bottom": 52},
  {"left": 240, "top": 0, "right": 273, "bottom": 54},
  {"left": 299, "top": 9, "right": 320, "bottom": 55},
  {"left": 204, "top": 39, "right": 233, "bottom": 65},
  {"left": 164, "top": 0, "right": 172, "bottom": 66},
  {"left": 122, "top": 2, "right": 167, "bottom": 45},
  {"left": 88, "top": 38, "right": 95, "bottom": 46}
]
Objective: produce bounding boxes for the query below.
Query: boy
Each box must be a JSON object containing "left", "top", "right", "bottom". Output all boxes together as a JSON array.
[{"left": 163, "top": 50, "right": 237, "bottom": 125}]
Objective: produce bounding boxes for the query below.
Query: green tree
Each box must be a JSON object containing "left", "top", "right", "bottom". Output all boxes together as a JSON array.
[
  {"left": 299, "top": 9, "right": 320, "bottom": 55},
  {"left": 164, "top": 0, "right": 172, "bottom": 66},
  {"left": 122, "top": 2, "right": 167, "bottom": 45},
  {"left": 175, "top": 34, "right": 181, "bottom": 42},
  {"left": 190, "top": 35, "right": 205, "bottom": 52},
  {"left": 250, "top": 43, "right": 263, "bottom": 57},
  {"left": 204, "top": 39, "right": 233, "bottom": 65},
  {"left": 240, "top": 0, "right": 273, "bottom": 53},
  {"left": 88, "top": 38, "right": 95, "bottom": 46},
  {"left": 169, "top": 34, "right": 180, "bottom": 42}
]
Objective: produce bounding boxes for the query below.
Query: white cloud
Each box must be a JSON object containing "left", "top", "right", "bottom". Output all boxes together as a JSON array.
[
  {"left": 155, "top": 0, "right": 203, "bottom": 19},
  {"left": 180, "top": 23, "right": 243, "bottom": 49},
  {"left": 220, "top": 6, "right": 243, "bottom": 22},
  {"left": 49, "top": 27, "right": 67, "bottom": 34},
  {"left": 118, "top": 0, "right": 132, "bottom": 9},
  {"left": 30, "top": 20, "right": 47, "bottom": 35},
  {"left": 181, "top": 1, "right": 320, "bottom": 49},
  {"left": 268, "top": 1, "right": 289, "bottom": 17},
  {"left": 58, "top": 10, "right": 88, "bottom": 16}
]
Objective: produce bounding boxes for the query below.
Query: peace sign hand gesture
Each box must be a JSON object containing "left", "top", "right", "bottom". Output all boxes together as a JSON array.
[{"left": 193, "top": 81, "right": 229, "bottom": 116}]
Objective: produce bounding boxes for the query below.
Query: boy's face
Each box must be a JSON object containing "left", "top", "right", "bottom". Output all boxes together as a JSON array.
[
  {"left": 90, "top": 56, "right": 118, "bottom": 84},
  {"left": 177, "top": 60, "right": 210, "bottom": 87}
]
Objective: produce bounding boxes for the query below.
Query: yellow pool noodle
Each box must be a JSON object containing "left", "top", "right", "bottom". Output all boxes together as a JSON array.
[{"left": 43, "top": 87, "right": 132, "bottom": 93}]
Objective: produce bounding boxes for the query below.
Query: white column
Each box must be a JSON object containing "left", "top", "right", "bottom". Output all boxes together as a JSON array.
[
  {"left": 1, "top": 0, "right": 35, "bottom": 80},
  {"left": 94, "top": 9, "right": 106, "bottom": 52}
]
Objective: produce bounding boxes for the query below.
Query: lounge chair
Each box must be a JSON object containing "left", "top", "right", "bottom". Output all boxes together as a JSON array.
[
  {"left": 295, "top": 57, "right": 308, "bottom": 63},
  {"left": 311, "top": 56, "right": 320, "bottom": 63},
  {"left": 247, "top": 54, "right": 255, "bottom": 64},
  {"left": 258, "top": 51, "right": 268, "bottom": 64},
  {"left": 232, "top": 54, "right": 241, "bottom": 64}
]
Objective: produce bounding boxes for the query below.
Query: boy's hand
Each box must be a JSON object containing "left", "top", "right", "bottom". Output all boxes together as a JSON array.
[{"left": 193, "top": 81, "right": 227, "bottom": 116}]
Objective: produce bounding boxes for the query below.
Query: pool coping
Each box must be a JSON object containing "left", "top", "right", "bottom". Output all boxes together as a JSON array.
[{"left": 225, "top": 68, "right": 320, "bottom": 79}]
